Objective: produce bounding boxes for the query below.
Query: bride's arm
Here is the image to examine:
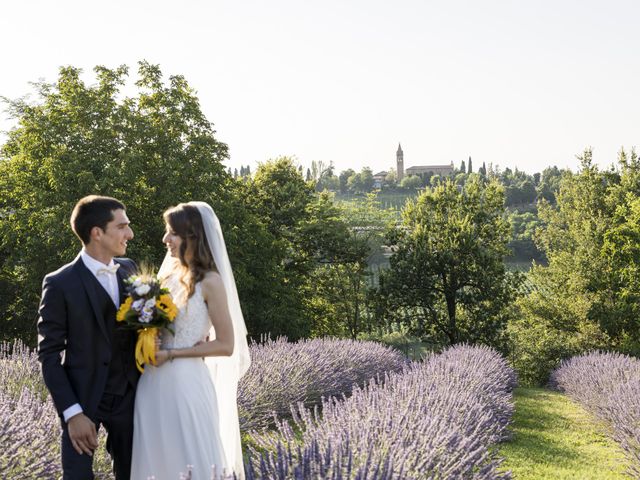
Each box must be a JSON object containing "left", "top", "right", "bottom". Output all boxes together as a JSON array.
[{"left": 155, "top": 272, "right": 234, "bottom": 365}]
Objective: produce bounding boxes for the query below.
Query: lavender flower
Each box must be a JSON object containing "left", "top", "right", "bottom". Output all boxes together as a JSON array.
[
  {"left": 0, "top": 388, "right": 61, "bottom": 478},
  {"left": 0, "top": 340, "right": 113, "bottom": 478},
  {"left": 0, "top": 340, "right": 49, "bottom": 401},
  {"left": 550, "top": 351, "right": 640, "bottom": 477},
  {"left": 246, "top": 344, "right": 515, "bottom": 479},
  {"left": 2, "top": 339, "right": 515, "bottom": 479},
  {"left": 238, "top": 337, "right": 408, "bottom": 430}
]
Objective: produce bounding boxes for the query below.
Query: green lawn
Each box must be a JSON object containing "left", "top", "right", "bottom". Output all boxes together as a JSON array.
[{"left": 499, "top": 388, "right": 628, "bottom": 479}]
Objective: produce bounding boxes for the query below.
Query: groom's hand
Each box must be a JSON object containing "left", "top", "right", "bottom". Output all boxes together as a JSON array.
[{"left": 68, "top": 413, "right": 98, "bottom": 455}]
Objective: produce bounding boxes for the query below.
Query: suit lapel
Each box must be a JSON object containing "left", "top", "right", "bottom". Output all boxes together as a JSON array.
[
  {"left": 115, "top": 259, "right": 129, "bottom": 304},
  {"left": 73, "top": 255, "right": 111, "bottom": 344}
]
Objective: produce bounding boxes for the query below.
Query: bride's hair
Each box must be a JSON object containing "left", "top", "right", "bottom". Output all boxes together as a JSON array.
[{"left": 163, "top": 203, "right": 217, "bottom": 298}]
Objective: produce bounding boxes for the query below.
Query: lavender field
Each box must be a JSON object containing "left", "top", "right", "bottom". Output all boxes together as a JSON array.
[
  {"left": 246, "top": 344, "right": 516, "bottom": 479},
  {"left": 237, "top": 337, "right": 408, "bottom": 430},
  {"left": 550, "top": 352, "right": 640, "bottom": 478},
  {"left": 1, "top": 339, "right": 516, "bottom": 479}
]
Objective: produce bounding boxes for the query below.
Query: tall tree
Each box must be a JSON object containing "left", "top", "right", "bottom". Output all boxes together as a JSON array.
[
  {"left": 248, "top": 157, "right": 360, "bottom": 338},
  {"left": 508, "top": 148, "right": 640, "bottom": 384},
  {"left": 378, "top": 177, "right": 519, "bottom": 346},
  {"left": 535, "top": 149, "right": 640, "bottom": 350},
  {"left": 0, "top": 62, "right": 238, "bottom": 343}
]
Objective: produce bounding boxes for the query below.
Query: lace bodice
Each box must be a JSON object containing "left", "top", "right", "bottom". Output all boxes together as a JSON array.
[{"left": 161, "top": 283, "right": 211, "bottom": 349}]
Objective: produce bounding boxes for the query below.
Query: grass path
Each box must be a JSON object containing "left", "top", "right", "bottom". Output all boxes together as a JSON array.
[{"left": 499, "top": 387, "right": 628, "bottom": 479}]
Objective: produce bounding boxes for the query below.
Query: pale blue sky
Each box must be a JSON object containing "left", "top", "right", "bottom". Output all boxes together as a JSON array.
[{"left": 1, "top": 0, "right": 638, "bottom": 175}]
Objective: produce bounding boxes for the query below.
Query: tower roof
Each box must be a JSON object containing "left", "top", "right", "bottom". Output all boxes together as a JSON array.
[{"left": 397, "top": 143, "right": 403, "bottom": 154}]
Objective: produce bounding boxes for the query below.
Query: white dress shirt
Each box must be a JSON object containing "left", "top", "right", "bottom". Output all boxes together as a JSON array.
[
  {"left": 80, "top": 250, "right": 120, "bottom": 307},
  {"left": 63, "top": 250, "right": 121, "bottom": 422}
]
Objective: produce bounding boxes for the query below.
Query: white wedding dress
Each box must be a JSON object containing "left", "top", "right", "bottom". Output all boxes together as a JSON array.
[{"left": 131, "top": 282, "right": 228, "bottom": 480}]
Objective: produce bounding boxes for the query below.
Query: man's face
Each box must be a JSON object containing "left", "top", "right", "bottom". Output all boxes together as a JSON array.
[{"left": 94, "top": 209, "right": 134, "bottom": 258}]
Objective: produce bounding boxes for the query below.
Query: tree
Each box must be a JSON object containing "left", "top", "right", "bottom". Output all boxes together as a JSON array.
[
  {"left": 468, "top": 157, "right": 473, "bottom": 174},
  {"left": 385, "top": 170, "right": 398, "bottom": 188},
  {"left": 0, "top": 62, "right": 245, "bottom": 344},
  {"left": 249, "top": 157, "right": 372, "bottom": 339},
  {"left": 400, "top": 175, "right": 423, "bottom": 190},
  {"left": 536, "top": 166, "right": 565, "bottom": 204},
  {"left": 310, "top": 160, "right": 332, "bottom": 184},
  {"left": 508, "top": 148, "right": 640, "bottom": 384},
  {"left": 507, "top": 211, "right": 545, "bottom": 262},
  {"left": 339, "top": 169, "right": 355, "bottom": 194},
  {"left": 460, "top": 159, "right": 466, "bottom": 174},
  {"left": 314, "top": 160, "right": 338, "bottom": 192},
  {"left": 309, "top": 194, "right": 395, "bottom": 338},
  {"left": 246, "top": 158, "right": 316, "bottom": 338},
  {"left": 533, "top": 149, "right": 640, "bottom": 351},
  {"left": 360, "top": 167, "right": 375, "bottom": 193},
  {"left": 378, "top": 178, "right": 520, "bottom": 347},
  {"left": 252, "top": 158, "right": 315, "bottom": 234},
  {"left": 347, "top": 172, "right": 363, "bottom": 193}
]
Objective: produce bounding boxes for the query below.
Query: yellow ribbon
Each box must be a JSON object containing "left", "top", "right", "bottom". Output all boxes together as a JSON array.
[{"left": 135, "top": 328, "right": 158, "bottom": 373}]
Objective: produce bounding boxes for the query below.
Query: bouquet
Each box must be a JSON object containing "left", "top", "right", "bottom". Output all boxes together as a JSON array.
[{"left": 116, "top": 273, "right": 178, "bottom": 372}]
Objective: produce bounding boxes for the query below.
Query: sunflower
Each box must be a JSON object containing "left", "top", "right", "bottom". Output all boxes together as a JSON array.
[
  {"left": 117, "top": 297, "right": 133, "bottom": 322},
  {"left": 156, "top": 294, "right": 178, "bottom": 321}
]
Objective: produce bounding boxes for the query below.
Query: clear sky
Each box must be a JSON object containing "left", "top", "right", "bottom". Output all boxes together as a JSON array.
[{"left": 1, "top": 0, "right": 638, "bottom": 175}]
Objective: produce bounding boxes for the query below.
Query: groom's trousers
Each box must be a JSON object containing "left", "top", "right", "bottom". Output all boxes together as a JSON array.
[{"left": 61, "top": 384, "right": 135, "bottom": 480}]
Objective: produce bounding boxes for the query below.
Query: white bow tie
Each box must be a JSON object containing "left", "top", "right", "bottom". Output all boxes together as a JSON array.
[{"left": 97, "top": 264, "right": 120, "bottom": 275}]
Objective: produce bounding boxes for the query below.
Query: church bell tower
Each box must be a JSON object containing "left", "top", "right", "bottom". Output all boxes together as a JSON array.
[{"left": 396, "top": 143, "right": 404, "bottom": 181}]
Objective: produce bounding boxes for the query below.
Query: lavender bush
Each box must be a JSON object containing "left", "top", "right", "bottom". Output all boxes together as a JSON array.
[
  {"left": 2, "top": 339, "right": 513, "bottom": 479},
  {"left": 550, "top": 351, "right": 640, "bottom": 478},
  {"left": 0, "top": 388, "right": 61, "bottom": 478},
  {"left": 0, "top": 340, "right": 49, "bottom": 401},
  {"left": 246, "top": 344, "right": 516, "bottom": 479},
  {"left": 0, "top": 341, "right": 113, "bottom": 478},
  {"left": 238, "top": 337, "right": 408, "bottom": 430},
  {"left": 2, "top": 338, "right": 406, "bottom": 478}
]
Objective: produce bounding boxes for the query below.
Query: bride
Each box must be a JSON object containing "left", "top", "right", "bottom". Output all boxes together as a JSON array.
[{"left": 130, "top": 202, "right": 251, "bottom": 480}]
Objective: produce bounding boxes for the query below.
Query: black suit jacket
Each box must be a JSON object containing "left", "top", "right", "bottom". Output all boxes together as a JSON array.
[{"left": 37, "top": 254, "right": 139, "bottom": 419}]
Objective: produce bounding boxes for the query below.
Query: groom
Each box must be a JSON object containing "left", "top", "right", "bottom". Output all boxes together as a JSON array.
[{"left": 37, "top": 195, "right": 139, "bottom": 480}]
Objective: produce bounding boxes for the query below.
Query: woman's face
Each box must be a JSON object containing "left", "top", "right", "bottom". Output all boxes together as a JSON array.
[{"left": 162, "top": 224, "right": 183, "bottom": 258}]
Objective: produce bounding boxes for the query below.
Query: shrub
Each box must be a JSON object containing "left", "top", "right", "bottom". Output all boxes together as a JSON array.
[
  {"left": 246, "top": 344, "right": 516, "bottom": 479},
  {"left": 550, "top": 351, "right": 640, "bottom": 477},
  {"left": 506, "top": 315, "right": 607, "bottom": 386},
  {"left": 238, "top": 337, "right": 407, "bottom": 430}
]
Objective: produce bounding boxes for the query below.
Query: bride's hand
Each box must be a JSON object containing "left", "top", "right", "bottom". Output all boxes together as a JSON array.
[{"left": 154, "top": 349, "right": 170, "bottom": 367}]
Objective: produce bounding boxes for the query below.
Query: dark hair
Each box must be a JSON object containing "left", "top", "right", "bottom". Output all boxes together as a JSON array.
[
  {"left": 163, "top": 203, "right": 216, "bottom": 298},
  {"left": 70, "top": 195, "right": 126, "bottom": 244}
]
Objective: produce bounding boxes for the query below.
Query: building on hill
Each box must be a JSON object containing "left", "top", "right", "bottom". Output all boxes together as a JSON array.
[
  {"left": 373, "top": 171, "right": 388, "bottom": 189},
  {"left": 406, "top": 164, "right": 454, "bottom": 176},
  {"left": 396, "top": 143, "right": 455, "bottom": 180}
]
